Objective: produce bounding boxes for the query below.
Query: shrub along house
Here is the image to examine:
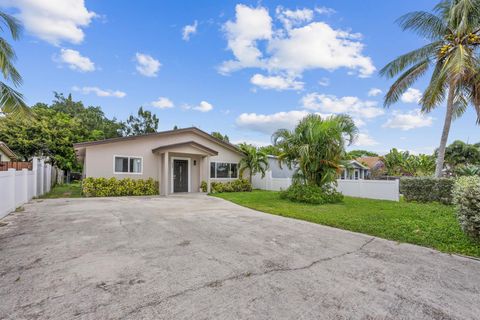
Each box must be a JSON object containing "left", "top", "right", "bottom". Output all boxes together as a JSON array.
[{"left": 73, "top": 127, "right": 245, "bottom": 195}]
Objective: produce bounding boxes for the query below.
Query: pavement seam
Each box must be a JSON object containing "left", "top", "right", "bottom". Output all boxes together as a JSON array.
[{"left": 123, "top": 237, "right": 376, "bottom": 317}]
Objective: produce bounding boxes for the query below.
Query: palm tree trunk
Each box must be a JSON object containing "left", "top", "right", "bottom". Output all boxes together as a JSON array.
[{"left": 435, "top": 85, "right": 455, "bottom": 178}]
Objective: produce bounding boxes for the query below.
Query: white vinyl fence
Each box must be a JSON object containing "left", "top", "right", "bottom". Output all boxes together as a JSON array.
[
  {"left": 252, "top": 172, "right": 399, "bottom": 201},
  {"left": 0, "top": 158, "right": 64, "bottom": 219}
]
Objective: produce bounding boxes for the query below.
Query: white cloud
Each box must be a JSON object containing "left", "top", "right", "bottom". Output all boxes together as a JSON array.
[
  {"left": 401, "top": 88, "right": 422, "bottom": 103},
  {"left": 72, "top": 86, "right": 125, "bottom": 98},
  {"left": 135, "top": 53, "right": 161, "bottom": 77},
  {"left": 353, "top": 133, "right": 379, "bottom": 147},
  {"left": 150, "top": 97, "right": 174, "bottom": 109},
  {"left": 236, "top": 110, "right": 310, "bottom": 134},
  {"left": 219, "top": 4, "right": 272, "bottom": 74},
  {"left": 182, "top": 20, "right": 198, "bottom": 41},
  {"left": 0, "top": 0, "right": 96, "bottom": 45},
  {"left": 250, "top": 73, "right": 304, "bottom": 91},
  {"left": 193, "top": 101, "right": 213, "bottom": 112},
  {"left": 58, "top": 49, "right": 95, "bottom": 72},
  {"left": 301, "top": 93, "right": 384, "bottom": 119},
  {"left": 318, "top": 77, "right": 330, "bottom": 87},
  {"left": 276, "top": 7, "right": 313, "bottom": 29},
  {"left": 368, "top": 88, "right": 382, "bottom": 97},
  {"left": 314, "top": 7, "right": 336, "bottom": 15},
  {"left": 220, "top": 5, "right": 375, "bottom": 79},
  {"left": 383, "top": 109, "right": 433, "bottom": 131}
]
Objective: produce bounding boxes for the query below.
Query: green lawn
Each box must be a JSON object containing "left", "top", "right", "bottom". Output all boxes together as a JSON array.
[
  {"left": 39, "top": 182, "right": 83, "bottom": 199},
  {"left": 212, "top": 190, "right": 480, "bottom": 258}
]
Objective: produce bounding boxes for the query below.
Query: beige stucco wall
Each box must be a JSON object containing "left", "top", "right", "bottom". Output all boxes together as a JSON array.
[
  {"left": 83, "top": 131, "right": 244, "bottom": 194},
  {"left": 0, "top": 150, "right": 11, "bottom": 162}
]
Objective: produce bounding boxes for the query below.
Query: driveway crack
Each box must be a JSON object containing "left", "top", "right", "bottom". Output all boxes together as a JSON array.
[{"left": 124, "top": 237, "right": 375, "bottom": 317}]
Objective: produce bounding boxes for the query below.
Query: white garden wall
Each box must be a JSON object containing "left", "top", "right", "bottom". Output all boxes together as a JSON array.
[
  {"left": 336, "top": 179, "right": 399, "bottom": 201},
  {"left": 0, "top": 158, "right": 63, "bottom": 219},
  {"left": 252, "top": 172, "right": 399, "bottom": 201}
]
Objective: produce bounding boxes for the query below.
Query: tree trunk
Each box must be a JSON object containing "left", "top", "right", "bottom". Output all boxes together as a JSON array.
[
  {"left": 435, "top": 85, "right": 455, "bottom": 178},
  {"left": 249, "top": 172, "right": 252, "bottom": 184}
]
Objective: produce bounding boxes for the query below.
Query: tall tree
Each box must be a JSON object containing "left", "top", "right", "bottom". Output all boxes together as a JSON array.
[
  {"left": 272, "top": 114, "right": 358, "bottom": 187},
  {"left": 0, "top": 93, "right": 123, "bottom": 170},
  {"left": 238, "top": 143, "right": 269, "bottom": 184},
  {"left": 211, "top": 131, "right": 230, "bottom": 142},
  {"left": 123, "top": 107, "right": 159, "bottom": 136},
  {"left": 381, "top": 0, "right": 480, "bottom": 177},
  {"left": 0, "top": 11, "right": 28, "bottom": 117},
  {"left": 346, "top": 150, "right": 379, "bottom": 159}
]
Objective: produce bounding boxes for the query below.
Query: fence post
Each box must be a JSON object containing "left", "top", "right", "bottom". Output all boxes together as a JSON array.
[
  {"left": 8, "top": 168, "right": 15, "bottom": 212},
  {"left": 22, "top": 168, "right": 29, "bottom": 203},
  {"left": 32, "top": 157, "right": 38, "bottom": 197},
  {"left": 39, "top": 159, "right": 44, "bottom": 196}
]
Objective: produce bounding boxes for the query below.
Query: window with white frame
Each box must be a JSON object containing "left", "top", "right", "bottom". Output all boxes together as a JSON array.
[
  {"left": 114, "top": 156, "right": 142, "bottom": 173},
  {"left": 210, "top": 162, "right": 238, "bottom": 178}
]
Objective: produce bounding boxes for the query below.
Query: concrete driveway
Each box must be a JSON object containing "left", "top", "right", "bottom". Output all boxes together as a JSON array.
[{"left": 0, "top": 194, "right": 479, "bottom": 320}]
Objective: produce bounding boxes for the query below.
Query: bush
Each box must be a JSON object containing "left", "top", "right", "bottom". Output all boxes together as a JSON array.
[
  {"left": 453, "top": 176, "right": 480, "bottom": 241},
  {"left": 280, "top": 184, "right": 343, "bottom": 205},
  {"left": 210, "top": 179, "right": 252, "bottom": 193},
  {"left": 200, "top": 180, "right": 208, "bottom": 192},
  {"left": 82, "top": 177, "right": 158, "bottom": 197},
  {"left": 400, "top": 177, "right": 455, "bottom": 204}
]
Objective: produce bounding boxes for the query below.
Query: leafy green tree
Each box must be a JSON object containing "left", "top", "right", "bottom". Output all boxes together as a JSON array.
[
  {"left": 211, "top": 131, "right": 230, "bottom": 142},
  {"left": 0, "top": 93, "right": 123, "bottom": 170},
  {"left": 443, "top": 140, "right": 480, "bottom": 169},
  {"left": 123, "top": 107, "right": 159, "bottom": 136},
  {"left": 381, "top": 0, "right": 480, "bottom": 177},
  {"left": 0, "top": 105, "right": 83, "bottom": 170},
  {"left": 259, "top": 145, "right": 281, "bottom": 156},
  {"left": 346, "top": 149, "right": 379, "bottom": 159},
  {"left": 238, "top": 143, "right": 269, "bottom": 184},
  {"left": 0, "top": 11, "right": 28, "bottom": 117},
  {"left": 272, "top": 114, "right": 358, "bottom": 187},
  {"left": 382, "top": 148, "right": 410, "bottom": 176}
]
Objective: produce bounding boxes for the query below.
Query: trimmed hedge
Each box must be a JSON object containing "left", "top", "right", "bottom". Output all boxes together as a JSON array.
[
  {"left": 280, "top": 184, "right": 343, "bottom": 205},
  {"left": 82, "top": 177, "right": 158, "bottom": 197},
  {"left": 211, "top": 179, "right": 252, "bottom": 193},
  {"left": 400, "top": 177, "right": 455, "bottom": 205},
  {"left": 453, "top": 176, "right": 480, "bottom": 241}
]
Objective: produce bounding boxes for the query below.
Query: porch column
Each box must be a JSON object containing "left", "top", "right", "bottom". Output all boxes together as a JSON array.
[
  {"left": 206, "top": 156, "right": 211, "bottom": 193},
  {"left": 163, "top": 151, "right": 169, "bottom": 196}
]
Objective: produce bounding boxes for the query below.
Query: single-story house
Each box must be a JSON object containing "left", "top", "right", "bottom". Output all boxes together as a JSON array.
[
  {"left": 73, "top": 127, "right": 245, "bottom": 195},
  {"left": 356, "top": 156, "right": 385, "bottom": 172},
  {"left": 0, "top": 141, "right": 18, "bottom": 162},
  {"left": 340, "top": 160, "right": 370, "bottom": 180}
]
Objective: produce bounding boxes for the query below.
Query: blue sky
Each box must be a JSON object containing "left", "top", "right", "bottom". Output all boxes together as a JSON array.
[{"left": 2, "top": 0, "right": 479, "bottom": 154}]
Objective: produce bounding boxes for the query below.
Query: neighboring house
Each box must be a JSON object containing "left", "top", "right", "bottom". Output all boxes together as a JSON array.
[
  {"left": 356, "top": 156, "right": 385, "bottom": 175},
  {"left": 340, "top": 160, "right": 370, "bottom": 180},
  {"left": 0, "top": 141, "right": 18, "bottom": 162},
  {"left": 73, "top": 127, "right": 245, "bottom": 195}
]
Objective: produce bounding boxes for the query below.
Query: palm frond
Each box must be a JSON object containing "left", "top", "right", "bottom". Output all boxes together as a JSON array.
[
  {"left": 0, "top": 37, "right": 21, "bottom": 86},
  {"left": 0, "top": 81, "right": 29, "bottom": 117},
  {"left": 384, "top": 59, "right": 430, "bottom": 107},
  {"left": 396, "top": 11, "right": 450, "bottom": 40},
  {"left": 0, "top": 11, "right": 22, "bottom": 40},
  {"left": 379, "top": 41, "right": 440, "bottom": 78}
]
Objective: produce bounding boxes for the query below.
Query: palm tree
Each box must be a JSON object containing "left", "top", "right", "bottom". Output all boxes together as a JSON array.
[
  {"left": 381, "top": 0, "right": 480, "bottom": 177},
  {"left": 272, "top": 114, "right": 358, "bottom": 187},
  {"left": 0, "top": 11, "right": 28, "bottom": 117},
  {"left": 238, "top": 143, "right": 269, "bottom": 184}
]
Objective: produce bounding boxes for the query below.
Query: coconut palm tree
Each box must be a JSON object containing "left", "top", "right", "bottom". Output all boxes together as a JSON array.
[
  {"left": 238, "top": 143, "right": 269, "bottom": 184},
  {"left": 272, "top": 114, "right": 358, "bottom": 187},
  {"left": 381, "top": 0, "right": 480, "bottom": 177},
  {"left": 0, "top": 11, "right": 28, "bottom": 117}
]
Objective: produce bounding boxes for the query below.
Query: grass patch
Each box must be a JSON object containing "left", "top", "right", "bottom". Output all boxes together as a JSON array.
[
  {"left": 40, "top": 182, "right": 83, "bottom": 199},
  {"left": 212, "top": 190, "right": 480, "bottom": 258}
]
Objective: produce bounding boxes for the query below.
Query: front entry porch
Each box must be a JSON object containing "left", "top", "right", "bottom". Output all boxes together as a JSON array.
[{"left": 152, "top": 141, "right": 219, "bottom": 196}]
